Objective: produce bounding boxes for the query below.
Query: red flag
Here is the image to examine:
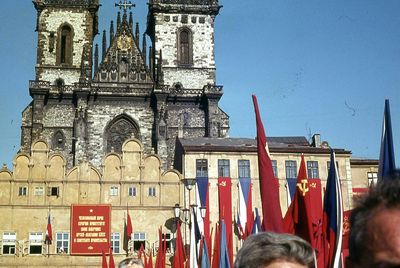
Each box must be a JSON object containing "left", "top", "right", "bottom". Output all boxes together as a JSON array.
[
  {"left": 218, "top": 177, "right": 233, "bottom": 266},
  {"left": 102, "top": 251, "right": 108, "bottom": 268},
  {"left": 309, "top": 178, "right": 324, "bottom": 268},
  {"left": 155, "top": 226, "right": 166, "bottom": 268},
  {"left": 147, "top": 250, "right": 153, "bottom": 268},
  {"left": 173, "top": 222, "right": 186, "bottom": 268},
  {"left": 138, "top": 243, "right": 144, "bottom": 259},
  {"left": 211, "top": 223, "right": 220, "bottom": 268},
  {"left": 127, "top": 208, "right": 133, "bottom": 240},
  {"left": 109, "top": 247, "right": 115, "bottom": 268},
  {"left": 143, "top": 247, "right": 148, "bottom": 266},
  {"left": 252, "top": 95, "right": 283, "bottom": 232},
  {"left": 283, "top": 155, "right": 315, "bottom": 244},
  {"left": 163, "top": 232, "right": 167, "bottom": 267},
  {"left": 46, "top": 211, "right": 52, "bottom": 244}
]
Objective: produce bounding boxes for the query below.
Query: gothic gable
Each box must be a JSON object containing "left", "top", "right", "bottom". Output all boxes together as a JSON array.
[{"left": 94, "top": 14, "right": 152, "bottom": 84}]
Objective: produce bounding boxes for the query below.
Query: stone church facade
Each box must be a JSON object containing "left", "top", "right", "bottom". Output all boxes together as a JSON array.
[{"left": 22, "top": 0, "right": 229, "bottom": 170}]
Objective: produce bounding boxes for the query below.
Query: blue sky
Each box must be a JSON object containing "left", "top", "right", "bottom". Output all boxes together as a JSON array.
[{"left": 0, "top": 0, "right": 399, "bottom": 168}]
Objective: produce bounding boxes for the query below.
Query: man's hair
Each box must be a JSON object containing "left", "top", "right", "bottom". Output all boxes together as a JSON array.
[
  {"left": 234, "top": 232, "right": 315, "bottom": 268},
  {"left": 348, "top": 172, "right": 400, "bottom": 263},
  {"left": 118, "top": 257, "right": 144, "bottom": 268}
]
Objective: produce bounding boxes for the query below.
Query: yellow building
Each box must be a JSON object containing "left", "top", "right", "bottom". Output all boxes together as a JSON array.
[
  {"left": 175, "top": 135, "right": 354, "bottom": 252},
  {"left": 350, "top": 158, "right": 379, "bottom": 199},
  {"left": 0, "top": 136, "right": 378, "bottom": 267},
  {"left": 0, "top": 139, "right": 182, "bottom": 267}
]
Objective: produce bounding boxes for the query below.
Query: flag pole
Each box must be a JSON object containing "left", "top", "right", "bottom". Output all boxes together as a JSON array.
[{"left": 47, "top": 205, "right": 50, "bottom": 258}]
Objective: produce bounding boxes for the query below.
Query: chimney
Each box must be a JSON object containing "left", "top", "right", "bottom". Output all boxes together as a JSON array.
[{"left": 312, "top": 134, "right": 321, "bottom": 148}]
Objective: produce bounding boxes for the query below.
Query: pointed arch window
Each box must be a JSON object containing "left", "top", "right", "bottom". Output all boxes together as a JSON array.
[
  {"left": 53, "top": 131, "right": 65, "bottom": 150},
  {"left": 105, "top": 116, "right": 140, "bottom": 154},
  {"left": 178, "top": 28, "right": 192, "bottom": 66},
  {"left": 57, "top": 25, "right": 73, "bottom": 65}
]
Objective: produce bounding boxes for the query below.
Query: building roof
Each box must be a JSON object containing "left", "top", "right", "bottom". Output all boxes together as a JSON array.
[
  {"left": 177, "top": 137, "right": 351, "bottom": 155},
  {"left": 350, "top": 157, "right": 379, "bottom": 166}
]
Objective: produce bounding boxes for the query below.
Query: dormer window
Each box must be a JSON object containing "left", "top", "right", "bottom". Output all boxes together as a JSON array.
[{"left": 177, "top": 28, "right": 192, "bottom": 66}]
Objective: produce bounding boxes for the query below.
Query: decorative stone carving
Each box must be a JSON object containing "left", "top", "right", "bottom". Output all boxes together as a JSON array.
[{"left": 106, "top": 118, "right": 139, "bottom": 154}]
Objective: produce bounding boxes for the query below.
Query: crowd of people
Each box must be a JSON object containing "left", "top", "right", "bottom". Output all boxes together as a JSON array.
[{"left": 118, "top": 171, "right": 400, "bottom": 267}]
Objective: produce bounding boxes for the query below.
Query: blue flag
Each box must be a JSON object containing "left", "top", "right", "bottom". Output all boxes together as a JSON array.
[
  {"left": 200, "top": 237, "right": 211, "bottom": 268},
  {"left": 219, "top": 220, "right": 231, "bottom": 268},
  {"left": 379, "top": 99, "right": 396, "bottom": 180},
  {"left": 252, "top": 208, "right": 261, "bottom": 234},
  {"left": 322, "top": 150, "right": 343, "bottom": 268}
]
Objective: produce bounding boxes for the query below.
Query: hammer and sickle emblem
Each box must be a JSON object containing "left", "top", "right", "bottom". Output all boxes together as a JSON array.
[
  {"left": 297, "top": 179, "right": 309, "bottom": 196},
  {"left": 219, "top": 181, "right": 226, "bottom": 187}
]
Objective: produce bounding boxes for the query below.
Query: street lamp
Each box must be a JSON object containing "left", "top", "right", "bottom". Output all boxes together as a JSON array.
[
  {"left": 182, "top": 208, "right": 190, "bottom": 224},
  {"left": 181, "top": 178, "right": 196, "bottom": 245},
  {"left": 199, "top": 206, "right": 207, "bottom": 220},
  {"left": 173, "top": 203, "right": 181, "bottom": 219},
  {"left": 182, "top": 178, "right": 196, "bottom": 191}
]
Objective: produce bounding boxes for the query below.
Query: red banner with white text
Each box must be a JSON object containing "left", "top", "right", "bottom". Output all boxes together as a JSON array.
[{"left": 70, "top": 204, "right": 111, "bottom": 255}]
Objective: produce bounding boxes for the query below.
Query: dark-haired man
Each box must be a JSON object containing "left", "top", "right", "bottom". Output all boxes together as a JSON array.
[{"left": 347, "top": 173, "right": 400, "bottom": 268}]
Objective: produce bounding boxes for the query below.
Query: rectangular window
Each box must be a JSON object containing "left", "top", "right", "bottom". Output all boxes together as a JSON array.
[
  {"left": 2, "top": 232, "right": 16, "bottom": 255},
  {"left": 196, "top": 159, "right": 208, "bottom": 177},
  {"left": 285, "top": 160, "right": 297, "bottom": 179},
  {"left": 148, "top": 187, "right": 156, "bottom": 197},
  {"left": 327, "top": 161, "right": 340, "bottom": 174},
  {"left": 218, "top": 159, "right": 230, "bottom": 177},
  {"left": 56, "top": 232, "right": 69, "bottom": 253},
  {"left": 238, "top": 160, "right": 251, "bottom": 178},
  {"left": 111, "top": 232, "right": 120, "bottom": 253},
  {"left": 162, "top": 233, "right": 172, "bottom": 253},
  {"left": 47, "top": 187, "right": 59, "bottom": 197},
  {"left": 368, "top": 172, "right": 378, "bottom": 187},
  {"left": 34, "top": 186, "right": 44, "bottom": 196},
  {"left": 128, "top": 187, "right": 136, "bottom": 197},
  {"left": 29, "top": 232, "right": 43, "bottom": 255},
  {"left": 271, "top": 160, "right": 278, "bottom": 178},
  {"left": 18, "top": 186, "right": 27, "bottom": 196},
  {"left": 133, "top": 232, "right": 146, "bottom": 251},
  {"left": 307, "top": 161, "right": 319, "bottom": 179},
  {"left": 110, "top": 186, "right": 119, "bottom": 196}
]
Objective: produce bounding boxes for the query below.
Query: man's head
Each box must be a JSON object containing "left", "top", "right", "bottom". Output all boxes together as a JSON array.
[
  {"left": 348, "top": 173, "right": 400, "bottom": 268},
  {"left": 234, "top": 232, "right": 315, "bottom": 268},
  {"left": 118, "top": 257, "right": 144, "bottom": 268}
]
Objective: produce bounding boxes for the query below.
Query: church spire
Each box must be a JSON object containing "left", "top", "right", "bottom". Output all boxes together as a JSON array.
[
  {"left": 110, "top": 20, "right": 115, "bottom": 44},
  {"left": 149, "top": 46, "right": 153, "bottom": 79},
  {"left": 142, "top": 33, "right": 147, "bottom": 65},
  {"left": 94, "top": 44, "right": 99, "bottom": 73},
  {"left": 102, "top": 30, "right": 106, "bottom": 59},
  {"left": 129, "top": 12, "right": 133, "bottom": 31},
  {"left": 117, "top": 11, "right": 121, "bottom": 29},
  {"left": 135, "top": 23, "right": 140, "bottom": 46}
]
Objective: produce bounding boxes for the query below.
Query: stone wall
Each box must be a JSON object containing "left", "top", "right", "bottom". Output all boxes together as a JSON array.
[
  {"left": 36, "top": 7, "right": 94, "bottom": 84},
  {"left": 85, "top": 99, "right": 155, "bottom": 167},
  {"left": 153, "top": 12, "right": 216, "bottom": 89}
]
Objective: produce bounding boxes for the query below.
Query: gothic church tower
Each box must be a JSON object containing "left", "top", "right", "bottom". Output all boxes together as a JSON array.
[
  {"left": 21, "top": 0, "right": 229, "bottom": 170},
  {"left": 147, "top": 0, "right": 229, "bottom": 162},
  {"left": 22, "top": 0, "right": 100, "bottom": 167}
]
